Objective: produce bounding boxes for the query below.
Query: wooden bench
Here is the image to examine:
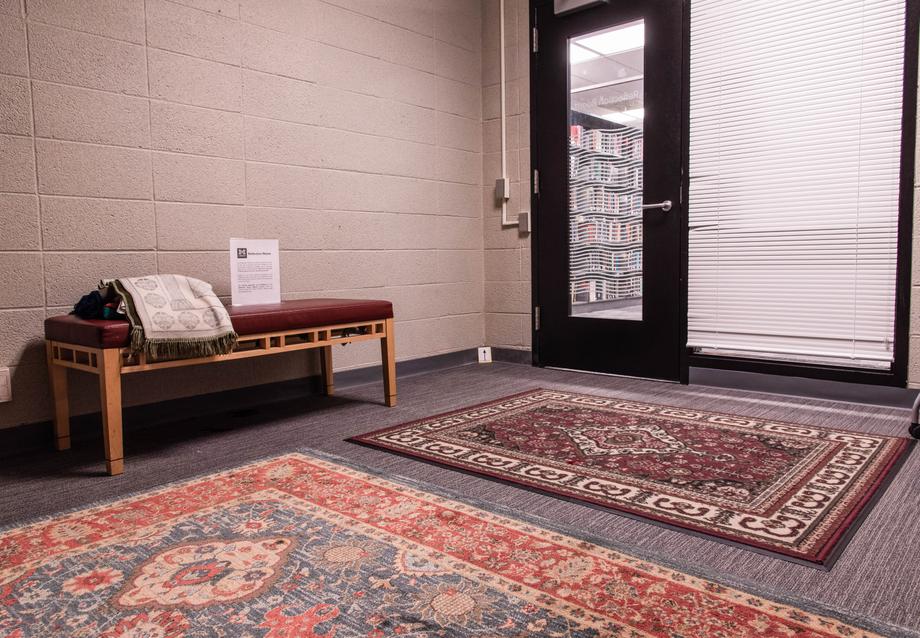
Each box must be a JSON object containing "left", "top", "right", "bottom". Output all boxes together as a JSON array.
[{"left": 44, "top": 298, "right": 396, "bottom": 476}]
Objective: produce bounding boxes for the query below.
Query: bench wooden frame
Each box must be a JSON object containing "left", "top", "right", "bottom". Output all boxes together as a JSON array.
[{"left": 45, "top": 317, "right": 396, "bottom": 476}]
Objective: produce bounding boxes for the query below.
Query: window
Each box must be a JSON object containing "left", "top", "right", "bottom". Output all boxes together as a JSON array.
[{"left": 687, "top": 0, "right": 907, "bottom": 370}]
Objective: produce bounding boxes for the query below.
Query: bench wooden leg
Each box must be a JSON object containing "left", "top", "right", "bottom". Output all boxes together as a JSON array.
[
  {"left": 46, "top": 341, "right": 71, "bottom": 451},
  {"left": 321, "top": 345, "right": 334, "bottom": 396},
  {"left": 99, "top": 348, "right": 124, "bottom": 476},
  {"left": 381, "top": 318, "right": 396, "bottom": 407}
]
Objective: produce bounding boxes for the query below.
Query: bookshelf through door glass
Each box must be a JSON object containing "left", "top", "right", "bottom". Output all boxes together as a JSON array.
[{"left": 568, "top": 19, "right": 645, "bottom": 321}]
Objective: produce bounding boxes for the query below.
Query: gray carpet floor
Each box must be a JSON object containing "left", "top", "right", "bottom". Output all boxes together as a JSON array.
[{"left": 1, "top": 361, "right": 918, "bottom": 636}]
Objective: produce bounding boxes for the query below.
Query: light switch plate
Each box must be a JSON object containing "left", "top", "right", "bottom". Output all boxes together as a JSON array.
[
  {"left": 478, "top": 347, "right": 493, "bottom": 364},
  {"left": 0, "top": 367, "right": 10, "bottom": 403}
]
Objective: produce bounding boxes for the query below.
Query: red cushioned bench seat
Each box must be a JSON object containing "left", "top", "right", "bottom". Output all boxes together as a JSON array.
[
  {"left": 44, "top": 298, "right": 394, "bottom": 349},
  {"left": 44, "top": 298, "right": 396, "bottom": 476}
]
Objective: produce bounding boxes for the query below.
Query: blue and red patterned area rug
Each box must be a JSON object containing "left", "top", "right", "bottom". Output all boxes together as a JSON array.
[
  {"left": 351, "top": 389, "right": 912, "bottom": 566},
  {"left": 0, "top": 451, "right": 893, "bottom": 637}
]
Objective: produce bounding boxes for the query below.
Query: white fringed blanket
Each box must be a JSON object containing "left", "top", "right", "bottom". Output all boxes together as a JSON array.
[{"left": 104, "top": 275, "right": 237, "bottom": 360}]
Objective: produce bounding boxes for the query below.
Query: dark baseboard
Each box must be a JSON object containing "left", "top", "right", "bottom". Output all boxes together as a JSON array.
[
  {"left": 0, "top": 348, "right": 480, "bottom": 460},
  {"left": 492, "top": 347, "right": 533, "bottom": 365},
  {"left": 482, "top": 347, "right": 916, "bottom": 408},
  {"left": 334, "top": 348, "right": 478, "bottom": 386},
  {"left": 689, "top": 367, "right": 918, "bottom": 409}
]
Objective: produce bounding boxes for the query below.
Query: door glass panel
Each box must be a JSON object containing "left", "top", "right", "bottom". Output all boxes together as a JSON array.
[{"left": 568, "top": 19, "right": 644, "bottom": 321}]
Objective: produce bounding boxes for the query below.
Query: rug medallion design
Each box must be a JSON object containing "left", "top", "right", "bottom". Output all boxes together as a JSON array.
[
  {"left": 0, "top": 452, "right": 886, "bottom": 637},
  {"left": 351, "top": 389, "right": 912, "bottom": 564}
]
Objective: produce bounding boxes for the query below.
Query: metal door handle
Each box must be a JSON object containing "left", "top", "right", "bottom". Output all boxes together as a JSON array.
[{"left": 641, "top": 200, "right": 672, "bottom": 212}]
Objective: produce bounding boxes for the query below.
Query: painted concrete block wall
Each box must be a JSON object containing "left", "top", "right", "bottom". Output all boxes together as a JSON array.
[
  {"left": 0, "top": 0, "right": 484, "bottom": 429},
  {"left": 481, "top": 0, "right": 532, "bottom": 352}
]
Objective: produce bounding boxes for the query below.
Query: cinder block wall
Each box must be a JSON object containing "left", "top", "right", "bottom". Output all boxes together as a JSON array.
[
  {"left": 481, "top": 0, "right": 532, "bottom": 352},
  {"left": 0, "top": 0, "right": 485, "bottom": 429}
]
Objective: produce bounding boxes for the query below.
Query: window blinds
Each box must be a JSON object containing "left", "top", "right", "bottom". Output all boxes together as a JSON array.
[{"left": 687, "top": 0, "right": 906, "bottom": 369}]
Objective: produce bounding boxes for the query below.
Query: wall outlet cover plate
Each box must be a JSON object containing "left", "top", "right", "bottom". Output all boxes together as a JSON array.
[
  {"left": 0, "top": 367, "right": 10, "bottom": 403},
  {"left": 478, "top": 347, "right": 493, "bottom": 363}
]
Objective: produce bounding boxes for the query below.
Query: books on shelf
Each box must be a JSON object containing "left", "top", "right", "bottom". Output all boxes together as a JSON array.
[
  {"left": 570, "top": 155, "right": 642, "bottom": 189},
  {"left": 568, "top": 122, "right": 644, "bottom": 305},
  {"left": 570, "top": 215, "right": 641, "bottom": 244},
  {"left": 570, "top": 125, "right": 643, "bottom": 160},
  {"left": 570, "top": 187, "right": 642, "bottom": 215}
]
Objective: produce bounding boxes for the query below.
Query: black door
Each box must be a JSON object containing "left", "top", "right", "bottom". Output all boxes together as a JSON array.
[{"left": 532, "top": 0, "right": 686, "bottom": 381}]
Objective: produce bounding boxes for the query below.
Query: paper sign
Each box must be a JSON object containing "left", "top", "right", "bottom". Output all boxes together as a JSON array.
[{"left": 230, "top": 238, "right": 281, "bottom": 306}]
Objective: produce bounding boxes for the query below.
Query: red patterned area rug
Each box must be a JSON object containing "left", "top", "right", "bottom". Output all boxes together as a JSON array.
[
  {"left": 0, "top": 452, "right": 891, "bottom": 637},
  {"left": 351, "top": 389, "right": 912, "bottom": 566}
]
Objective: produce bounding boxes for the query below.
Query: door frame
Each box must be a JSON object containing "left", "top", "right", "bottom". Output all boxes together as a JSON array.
[
  {"left": 528, "top": 0, "right": 690, "bottom": 383},
  {"left": 529, "top": 0, "right": 920, "bottom": 388}
]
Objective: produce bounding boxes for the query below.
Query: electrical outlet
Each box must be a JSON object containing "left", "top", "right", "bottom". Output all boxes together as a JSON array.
[
  {"left": 478, "top": 347, "right": 492, "bottom": 363},
  {"left": 0, "top": 367, "right": 10, "bottom": 403}
]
